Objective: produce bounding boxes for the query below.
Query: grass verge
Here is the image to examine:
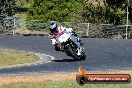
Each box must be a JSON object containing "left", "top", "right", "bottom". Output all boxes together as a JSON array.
[
  {"left": 0, "top": 80, "right": 132, "bottom": 88},
  {"left": 0, "top": 49, "right": 39, "bottom": 66},
  {"left": 0, "top": 71, "right": 132, "bottom": 88}
]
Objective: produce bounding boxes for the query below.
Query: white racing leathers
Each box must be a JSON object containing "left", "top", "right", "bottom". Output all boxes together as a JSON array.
[{"left": 49, "top": 25, "right": 82, "bottom": 55}]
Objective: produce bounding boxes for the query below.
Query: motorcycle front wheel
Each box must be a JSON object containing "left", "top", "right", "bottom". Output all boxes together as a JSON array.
[{"left": 67, "top": 45, "right": 81, "bottom": 60}]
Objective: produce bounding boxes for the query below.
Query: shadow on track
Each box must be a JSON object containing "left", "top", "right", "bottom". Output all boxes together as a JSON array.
[{"left": 52, "top": 59, "right": 82, "bottom": 62}]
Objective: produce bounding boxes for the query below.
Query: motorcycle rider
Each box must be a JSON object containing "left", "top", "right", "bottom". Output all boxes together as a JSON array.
[{"left": 48, "top": 21, "right": 83, "bottom": 55}]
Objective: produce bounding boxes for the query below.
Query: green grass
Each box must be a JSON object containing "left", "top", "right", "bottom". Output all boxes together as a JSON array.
[
  {"left": 0, "top": 49, "right": 39, "bottom": 66},
  {"left": 0, "top": 80, "right": 132, "bottom": 88}
]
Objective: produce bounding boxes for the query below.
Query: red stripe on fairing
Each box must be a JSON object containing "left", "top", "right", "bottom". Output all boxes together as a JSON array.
[{"left": 48, "top": 32, "right": 62, "bottom": 38}]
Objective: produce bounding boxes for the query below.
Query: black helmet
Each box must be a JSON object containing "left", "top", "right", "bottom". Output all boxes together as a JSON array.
[{"left": 49, "top": 21, "right": 58, "bottom": 34}]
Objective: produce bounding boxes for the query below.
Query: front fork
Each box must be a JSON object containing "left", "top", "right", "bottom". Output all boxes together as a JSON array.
[{"left": 70, "top": 35, "right": 84, "bottom": 56}]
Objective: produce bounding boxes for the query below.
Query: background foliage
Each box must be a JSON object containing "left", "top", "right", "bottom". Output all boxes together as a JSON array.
[
  {"left": 0, "top": 0, "right": 132, "bottom": 25},
  {"left": 81, "top": 0, "right": 128, "bottom": 25},
  {"left": 0, "top": 0, "right": 132, "bottom": 38},
  {"left": 26, "top": 0, "right": 132, "bottom": 25},
  {"left": 27, "top": 0, "right": 83, "bottom": 22},
  {"left": 0, "top": 0, "right": 16, "bottom": 18}
]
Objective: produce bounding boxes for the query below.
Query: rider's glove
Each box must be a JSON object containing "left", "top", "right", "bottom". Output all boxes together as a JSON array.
[{"left": 51, "top": 38, "right": 57, "bottom": 45}]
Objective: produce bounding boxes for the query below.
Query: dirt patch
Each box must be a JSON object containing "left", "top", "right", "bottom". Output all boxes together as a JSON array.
[
  {"left": 13, "top": 29, "right": 48, "bottom": 36},
  {"left": 0, "top": 70, "right": 132, "bottom": 85},
  {"left": 0, "top": 72, "right": 75, "bottom": 85}
]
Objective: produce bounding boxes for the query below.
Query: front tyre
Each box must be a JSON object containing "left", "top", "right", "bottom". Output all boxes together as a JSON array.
[{"left": 67, "top": 45, "right": 81, "bottom": 60}]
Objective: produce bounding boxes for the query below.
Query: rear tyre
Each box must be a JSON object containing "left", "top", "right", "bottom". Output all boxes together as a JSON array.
[{"left": 80, "top": 52, "right": 86, "bottom": 60}]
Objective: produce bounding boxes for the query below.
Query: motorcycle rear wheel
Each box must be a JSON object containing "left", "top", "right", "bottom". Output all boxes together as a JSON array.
[{"left": 80, "top": 52, "right": 86, "bottom": 60}]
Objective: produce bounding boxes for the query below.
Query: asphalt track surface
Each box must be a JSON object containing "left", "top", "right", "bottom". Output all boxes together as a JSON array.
[{"left": 0, "top": 35, "right": 132, "bottom": 74}]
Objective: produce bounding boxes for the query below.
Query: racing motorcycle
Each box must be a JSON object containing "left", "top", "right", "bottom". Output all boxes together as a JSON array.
[{"left": 55, "top": 31, "right": 86, "bottom": 60}]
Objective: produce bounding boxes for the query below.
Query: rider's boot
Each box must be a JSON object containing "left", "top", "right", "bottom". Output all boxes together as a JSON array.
[{"left": 54, "top": 44, "right": 61, "bottom": 51}]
